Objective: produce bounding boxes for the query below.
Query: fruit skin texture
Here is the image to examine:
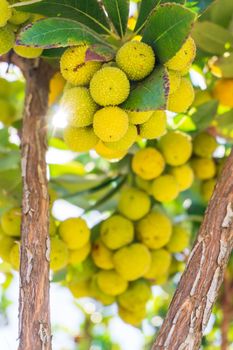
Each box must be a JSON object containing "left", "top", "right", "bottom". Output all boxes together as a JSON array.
[
  {"left": 165, "top": 36, "right": 196, "bottom": 72},
  {"left": 96, "top": 270, "right": 128, "bottom": 296},
  {"left": 136, "top": 211, "right": 172, "bottom": 250},
  {"left": 113, "top": 243, "right": 151, "bottom": 281},
  {"left": 166, "top": 225, "right": 190, "bottom": 253},
  {"left": 117, "top": 279, "right": 151, "bottom": 312},
  {"left": 0, "top": 25, "right": 15, "bottom": 55},
  {"left": 132, "top": 147, "right": 165, "bottom": 180},
  {"left": 59, "top": 217, "right": 90, "bottom": 250},
  {"left": 64, "top": 126, "right": 99, "bottom": 152},
  {"left": 212, "top": 79, "right": 233, "bottom": 108},
  {"left": 118, "top": 187, "right": 151, "bottom": 221},
  {"left": 128, "top": 110, "right": 153, "bottom": 125},
  {"left": 50, "top": 237, "right": 69, "bottom": 271},
  {"left": 9, "top": 242, "right": 20, "bottom": 270},
  {"left": 191, "top": 157, "right": 216, "bottom": 180},
  {"left": 201, "top": 178, "right": 216, "bottom": 202},
  {"left": 14, "top": 46, "right": 43, "bottom": 58},
  {"left": 193, "top": 132, "right": 218, "bottom": 158},
  {"left": 60, "top": 45, "right": 101, "bottom": 86},
  {"left": 168, "top": 77, "right": 195, "bottom": 113},
  {"left": 90, "top": 67, "right": 130, "bottom": 106},
  {"left": 100, "top": 215, "right": 134, "bottom": 250},
  {"left": 116, "top": 41, "right": 155, "bottom": 80},
  {"left": 118, "top": 305, "right": 146, "bottom": 326},
  {"left": 144, "top": 249, "right": 171, "bottom": 280},
  {"left": 94, "top": 141, "right": 127, "bottom": 160},
  {"left": 91, "top": 239, "right": 114, "bottom": 270},
  {"left": 170, "top": 164, "right": 194, "bottom": 191},
  {"left": 0, "top": 0, "right": 12, "bottom": 27},
  {"left": 139, "top": 111, "right": 167, "bottom": 139},
  {"left": 168, "top": 70, "right": 181, "bottom": 94},
  {"left": 61, "top": 87, "right": 98, "bottom": 127},
  {"left": 159, "top": 131, "right": 192, "bottom": 166},
  {"left": 152, "top": 174, "right": 179, "bottom": 202},
  {"left": 0, "top": 233, "right": 14, "bottom": 263},
  {"left": 93, "top": 106, "right": 128, "bottom": 142},
  {"left": 68, "top": 241, "right": 91, "bottom": 265},
  {"left": 105, "top": 124, "right": 137, "bottom": 151},
  {"left": 1, "top": 207, "right": 21, "bottom": 237}
]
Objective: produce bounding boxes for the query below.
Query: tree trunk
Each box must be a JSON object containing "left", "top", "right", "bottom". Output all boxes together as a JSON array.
[
  {"left": 152, "top": 148, "right": 233, "bottom": 350},
  {"left": 18, "top": 58, "right": 54, "bottom": 350}
]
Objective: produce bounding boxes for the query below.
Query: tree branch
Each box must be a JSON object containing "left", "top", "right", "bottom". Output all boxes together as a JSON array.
[{"left": 220, "top": 271, "right": 233, "bottom": 350}]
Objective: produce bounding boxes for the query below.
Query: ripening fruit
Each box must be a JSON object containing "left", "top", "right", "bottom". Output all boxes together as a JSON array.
[
  {"left": 116, "top": 41, "right": 155, "bottom": 80},
  {"left": 93, "top": 107, "right": 128, "bottom": 142},
  {"left": 69, "top": 279, "right": 93, "bottom": 299},
  {"left": 136, "top": 211, "right": 172, "bottom": 250},
  {"left": 170, "top": 164, "right": 194, "bottom": 191},
  {"left": 159, "top": 131, "right": 192, "bottom": 166},
  {"left": 48, "top": 72, "right": 65, "bottom": 106},
  {"left": 60, "top": 45, "right": 101, "bottom": 86},
  {"left": 0, "top": 25, "right": 15, "bottom": 55},
  {"left": 168, "top": 70, "right": 181, "bottom": 94},
  {"left": 50, "top": 237, "right": 69, "bottom": 271},
  {"left": 212, "top": 79, "right": 233, "bottom": 108},
  {"left": 118, "top": 187, "right": 151, "bottom": 220},
  {"left": 59, "top": 217, "right": 90, "bottom": 250},
  {"left": 1, "top": 207, "right": 21, "bottom": 237},
  {"left": 0, "top": 233, "right": 14, "bottom": 263},
  {"left": 96, "top": 270, "right": 128, "bottom": 296},
  {"left": 128, "top": 110, "right": 153, "bottom": 125},
  {"left": 191, "top": 157, "right": 216, "bottom": 180},
  {"left": 151, "top": 174, "right": 179, "bottom": 202},
  {"left": 90, "top": 67, "right": 130, "bottom": 106},
  {"left": 91, "top": 239, "right": 114, "bottom": 270},
  {"left": 132, "top": 147, "right": 165, "bottom": 180},
  {"left": 9, "top": 242, "right": 20, "bottom": 270},
  {"left": 64, "top": 126, "right": 99, "bottom": 152},
  {"left": 105, "top": 124, "right": 137, "bottom": 151},
  {"left": 165, "top": 36, "right": 196, "bottom": 72},
  {"left": 201, "top": 178, "right": 216, "bottom": 202},
  {"left": 135, "top": 176, "right": 152, "bottom": 194},
  {"left": 139, "top": 110, "right": 167, "bottom": 139},
  {"left": 14, "top": 45, "right": 43, "bottom": 58},
  {"left": 69, "top": 241, "right": 91, "bottom": 265},
  {"left": 94, "top": 141, "right": 127, "bottom": 160},
  {"left": 91, "top": 275, "right": 116, "bottom": 305},
  {"left": 167, "top": 77, "right": 195, "bottom": 113},
  {"left": 9, "top": 9, "right": 30, "bottom": 25},
  {"left": 100, "top": 215, "right": 134, "bottom": 250},
  {"left": 193, "top": 132, "right": 218, "bottom": 158},
  {"left": 117, "top": 280, "right": 151, "bottom": 312},
  {"left": 166, "top": 225, "right": 190, "bottom": 253},
  {"left": 113, "top": 243, "right": 151, "bottom": 281},
  {"left": 144, "top": 249, "right": 171, "bottom": 280},
  {"left": 0, "top": 0, "right": 12, "bottom": 27},
  {"left": 118, "top": 305, "right": 146, "bottom": 326}
]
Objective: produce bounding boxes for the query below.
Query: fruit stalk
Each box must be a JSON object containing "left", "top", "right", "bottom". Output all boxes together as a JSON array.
[{"left": 152, "top": 148, "right": 233, "bottom": 350}]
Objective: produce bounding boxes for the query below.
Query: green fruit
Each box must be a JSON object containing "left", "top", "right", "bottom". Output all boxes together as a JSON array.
[
  {"left": 1, "top": 207, "right": 21, "bottom": 237},
  {"left": 0, "top": 0, "right": 12, "bottom": 27},
  {"left": 50, "top": 236, "right": 69, "bottom": 271},
  {"left": 9, "top": 242, "right": 20, "bottom": 270},
  {"left": 0, "top": 25, "right": 15, "bottom": 55},
  {"left": 193, "top": 132, "right": 218, "bottom": 158},
  {"left": 14, "top": 45, "right": 43, "bottom": 58},
  {"left": 0, "top": 233, "right": 14, "bottom": 263},
  {"left": 118, "top": 279, "right": 151, "bottom": 312},
  {"left": 191, "top": 157, "right": 216, "bottom": 180},
  {"left": 166, "top": 225, "right": 190, "bottom": 253}
]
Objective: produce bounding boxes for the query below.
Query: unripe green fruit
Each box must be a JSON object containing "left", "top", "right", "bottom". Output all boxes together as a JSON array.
[
  {"left": 193, "top": 132, "right": 218, "bottom": 158},
  {"left": 0, "top": 25, "right": 15, "bottom": 55},
  {"left": 191, "top": 157, "right": 216, "bottom": 180},
  {"left": 201, "top": 178, "right": 216, "bottom": 202},
  {"left": 1, "top": 207, "right": 21, "bottom": 237},
  {"left": 118, "top": 305, "right": 146, "bottom": 326},
  {"left": 0, "top": 0, "right": 12, "bottom": 27},
  {"left": 9, "top": 9, "right": 30, "bottom": 25},
  {"left": 14, "top": 45, "right": 43, "bottom": 58}
]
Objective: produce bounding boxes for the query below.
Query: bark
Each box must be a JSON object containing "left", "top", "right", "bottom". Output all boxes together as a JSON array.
[
  {"left": 152, "top": 148, "right": 233, "bottom": 350},
  {"left": 220, "top": 272, "right": 233, "bottom": 350}
]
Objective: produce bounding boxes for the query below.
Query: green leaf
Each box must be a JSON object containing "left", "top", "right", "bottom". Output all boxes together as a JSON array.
[
  {"left": 210, "top": 53, "right": 233, "bottom": 78},
  {"left": 0, "top": 151, "right": 20, "bottom": 172},
  {"left": 214, "top": 110, "right": 233, "bottom": 138},
  {"left": 85, "top": 44, "right": 115, "bottom": 62},
  {"left": 191, "top": 100, "right": 219, "bottom": 131},
  {"left": 121, "top": 66, "right": 169, "bottom": 111},
  {"left": 142, "top": 4, "right": 196, "bottom": 63},
  {"left": 17, "top": 18, "right": 109, "bottom": 48},
  {"left": 201, "top": 0, "right": 233, "bottom": 29},
  {"left": 192, "top": 21, "right": 233, "bottom": 55},
  {"left": 102, "top": 0, "right": 129, "bottom": 37},
  {"left": 14, "top": 0, "right": 110, "bottom": 34}
]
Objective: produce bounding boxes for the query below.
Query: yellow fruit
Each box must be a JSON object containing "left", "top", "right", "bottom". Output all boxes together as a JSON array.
[
  {"left": 168, "top": 70, "right": 181, "bottom": 94},
  {"left": 191, "top": 157, "right": 216, "bottom": 180},
  {"left": 105, "top": 124, "right": 137, "bottom": 151},
  {"left": 90, "top": 67, "right": 130, "bottom": 106},
  {"left": 64, "top": 126, "right": 99, "bottom": 152},
  {"left": 1, "top": 207, "right": 21, "bottom": 237},
  {"left": 135, "top": 176, "right": 152, "bottom": 194},
  {"left": 0, "top": 25, "right": 15, "bottom": 55},
  {"left": 113, "top": 243, "right": 151, "bottom": 281},
  {"left": 9, "top": 242, "right": 20, "bottom": 270},
  {"left": 49, "top": 217, "right": 57, "bottom": 236},
  {"left": 0, "top": 77, "right": 10, "bottom": 97},
  {"left": 0, "top": 0, "right": 11, "bottom": 27},
  {"left": 166, "top": 225, "right": 190, "bottom": 253},
  {"left": 100, "top": 215, "right": 134, "bottom": 250},
  {"left": 165, "top": 36, "right": 196, "bottom": 72},
  {"left": 69, "top": 241, "right": 91, "bottom": 265},
  {"left": 118, "top": 305, "right": 146, "bottom": 326},
  {"left": 193, "top": 90, "right": 212, "bottom": 107},
  {"left": 167, "top": 77, "right": 194, "bottom": 113},
  {"left": 69, "top": 279, "right": 93, "bottom": 298},
  {"left": 201, "top": 178, "right": 216, "bottom": 202},
  {"left": 144, "top": 249, "right": 171, "bottom": 280},
  {"left": 118, "top": 187, "right": 151, "bottom": 220},
  {"left": 50, "top": 237, "right": 69, "bottom": 271},
  {"left": 94, "top": 141, "right": 127, "bottom": 160},
  {"left": 60, "top": 45, "right": 101, "bottom": 86},
  {"left": 91, "top": 275, "right": 116, "bottom": 305},
  {"left": 91, "top": 239, "right": 114, "bottom": 270},
  {"left": 96, "top": 270, "right": 128, "bottom": 296},
  {"left": 93, "top": 107, "right": 129, "bottom": 142},
  {"left": 127, "top": 110, "right": 153, "bottom": 125},
  {"left": 61, "top": 87, "right": 98, "bottom": 127},
  {"left": 159, "top": 131, "right": 192, "bottom": 166},
  {"left": 0, "top": 99, "right": 15, "bottom": 125},
  {"left": 48, "top": 72, "right": 65, "bottom": 106},
  {"left": 132, "top": 147, "right": 165, "bottom": 180},
  {"left": 0, "top": 233, "right": 14, "bottom": 263},
  {"left": 212, "top": 79, "right": 233, "bottom": 108},
  {"left": 139, "top": 110, "right": 167, "bottom": 139},
  {"left": 59, "top": 217, "right": 90, "bottom": 250},
  {"left": 68, "top": 256, "right": 97, "bottom": 282},
  {"left": 116, "top": 41, "right": 155, "bottom": 80},
  {"left": 14, "top": 45, "right": 43, "bottom": 58},
  {"left": 136, "top": 211, "right": 172, "bottom": 250},
  {"left": 9, "top": 9, "right": 30, "bottom": 25},
  {"left": 193, "top": 132, "right": 218, "bottom": 158},
  {"left": 117, "top": 280, "right": 151, "bottom": 312},
  {"left": 152, "top": 174, "right": 179, "bottom": 202},
  {"left": 170, "top": 164, "right": 194, "bottom": 191}
]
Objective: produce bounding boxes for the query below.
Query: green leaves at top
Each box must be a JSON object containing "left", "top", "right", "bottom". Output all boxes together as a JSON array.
[
  {"left": 142, "top": 4, "right": 196, "bottom": 63},
  {"left": 121, "top": 66, "right": 169, "bottom": 111},
  {"left": 102, "top": 0, "right": 129, "bottom": 37}
]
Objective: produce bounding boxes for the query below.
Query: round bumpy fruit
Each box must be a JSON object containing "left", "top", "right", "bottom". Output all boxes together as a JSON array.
[
  {"left": 118, "top": 305, "right": 146, "bottom": 326},
  {"left": 212, "top": 79, "right": 233, "bottom": 108},
  {"left": 96, "top": 270, "right": 128, "bottom": 296},
  {"left": 59, "top": 217, "right": 90, "bottom": 250},
  {"left": 136, "top": 211, "right": 172, "bottom": 249},
  {"left": 201, "top": 178, "right": 216, "bottom": 202},
  {"left": 14, "top": 46, "right": 43, "bottom": 58},
  {"left": 118, "top": 187, "right": 151, "bottom": 221},
  {"left": 168, "top": 70, "right": 181, "bottom": 94},
  {"left": 193, "top": 132, "right": 218, "bottom": 158},
  {"left": 0, "top": 0, "right": 12, "bottom": 27},
  {"left": 9, "top": 243, "right": 20, "bottom": 270},
  {"left": 69, "top": 241, "right": 91, "bottom": 265},
  {"left": 93, "top": 106, "right": 128, "bottom": 142},
  {"left": 64, "top": 126, "right": 99, "bottom": 152},
  {"left": 0, "top": 26, "right": 15, "bottom": 55},
  {"left": 118, "top": 280, "right": 151, "bottom": 312},
  {"left": 170, "top": 164, "right": 194, "bottom": 191},
  {"left": 152, "top": 174, "right": 179, "bottom": 202},
  {"left": 165, "top": 36, "right": 196, "bottom": 72},
  {"left": 113, "top": 243, "right": 151, "bottom": 281},
  {"left": 90, "top": 67, "right": 130, "bottom": 106},
  {"left": 144, "top": 249, "right": 171, "bottom": 280},
  {"left": 132, "top": 147, "right": 165, "bottom": 180},
  {"left": 105, "top": 124, "right": 137, "bottom": 151},
  {"left": 139, "top": 111, "right": 167, "bottom": 139},
  {"left": 166, "top": 225, "right": 190, "bottom": 253},
  {"left": 91, "top": 239, "right": 114, "bottom": 270},
  {"left": 116, "top": 41, "right": 155, "bottom": 80},
  {"left": 167, "top": 77, "right": 194, "bottom": 113},
  {"left": 128, "top": 110, "right": 153, "bottom": 125},
  {"left": 191, "top": 157, "right": 216, "bottom": 180},
  {"left": 100, "top": 215, "right": 134, "bottom": 250},
  {"left": 94, "top": 141, "right": 127, "bottom": 160},
  {"left": 1, "top": 207, "right": 21, "bottom": 237},
  {"left": 50, "top": 237, "right": 69, "bottom": 271},
  {"left": 159, "top": 131, "right": 192, "bottom": 166},
  {"left": 60, "top": 45, "right": 101, "bottom": 86}
]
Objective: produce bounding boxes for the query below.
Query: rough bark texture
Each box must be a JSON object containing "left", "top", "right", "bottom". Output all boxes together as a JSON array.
[
  {"left": 152, "top": 148, "right": 233, "bottom": 350},
  {"left": 220, "top": 272, "right": 233, "bottom": 350}
]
